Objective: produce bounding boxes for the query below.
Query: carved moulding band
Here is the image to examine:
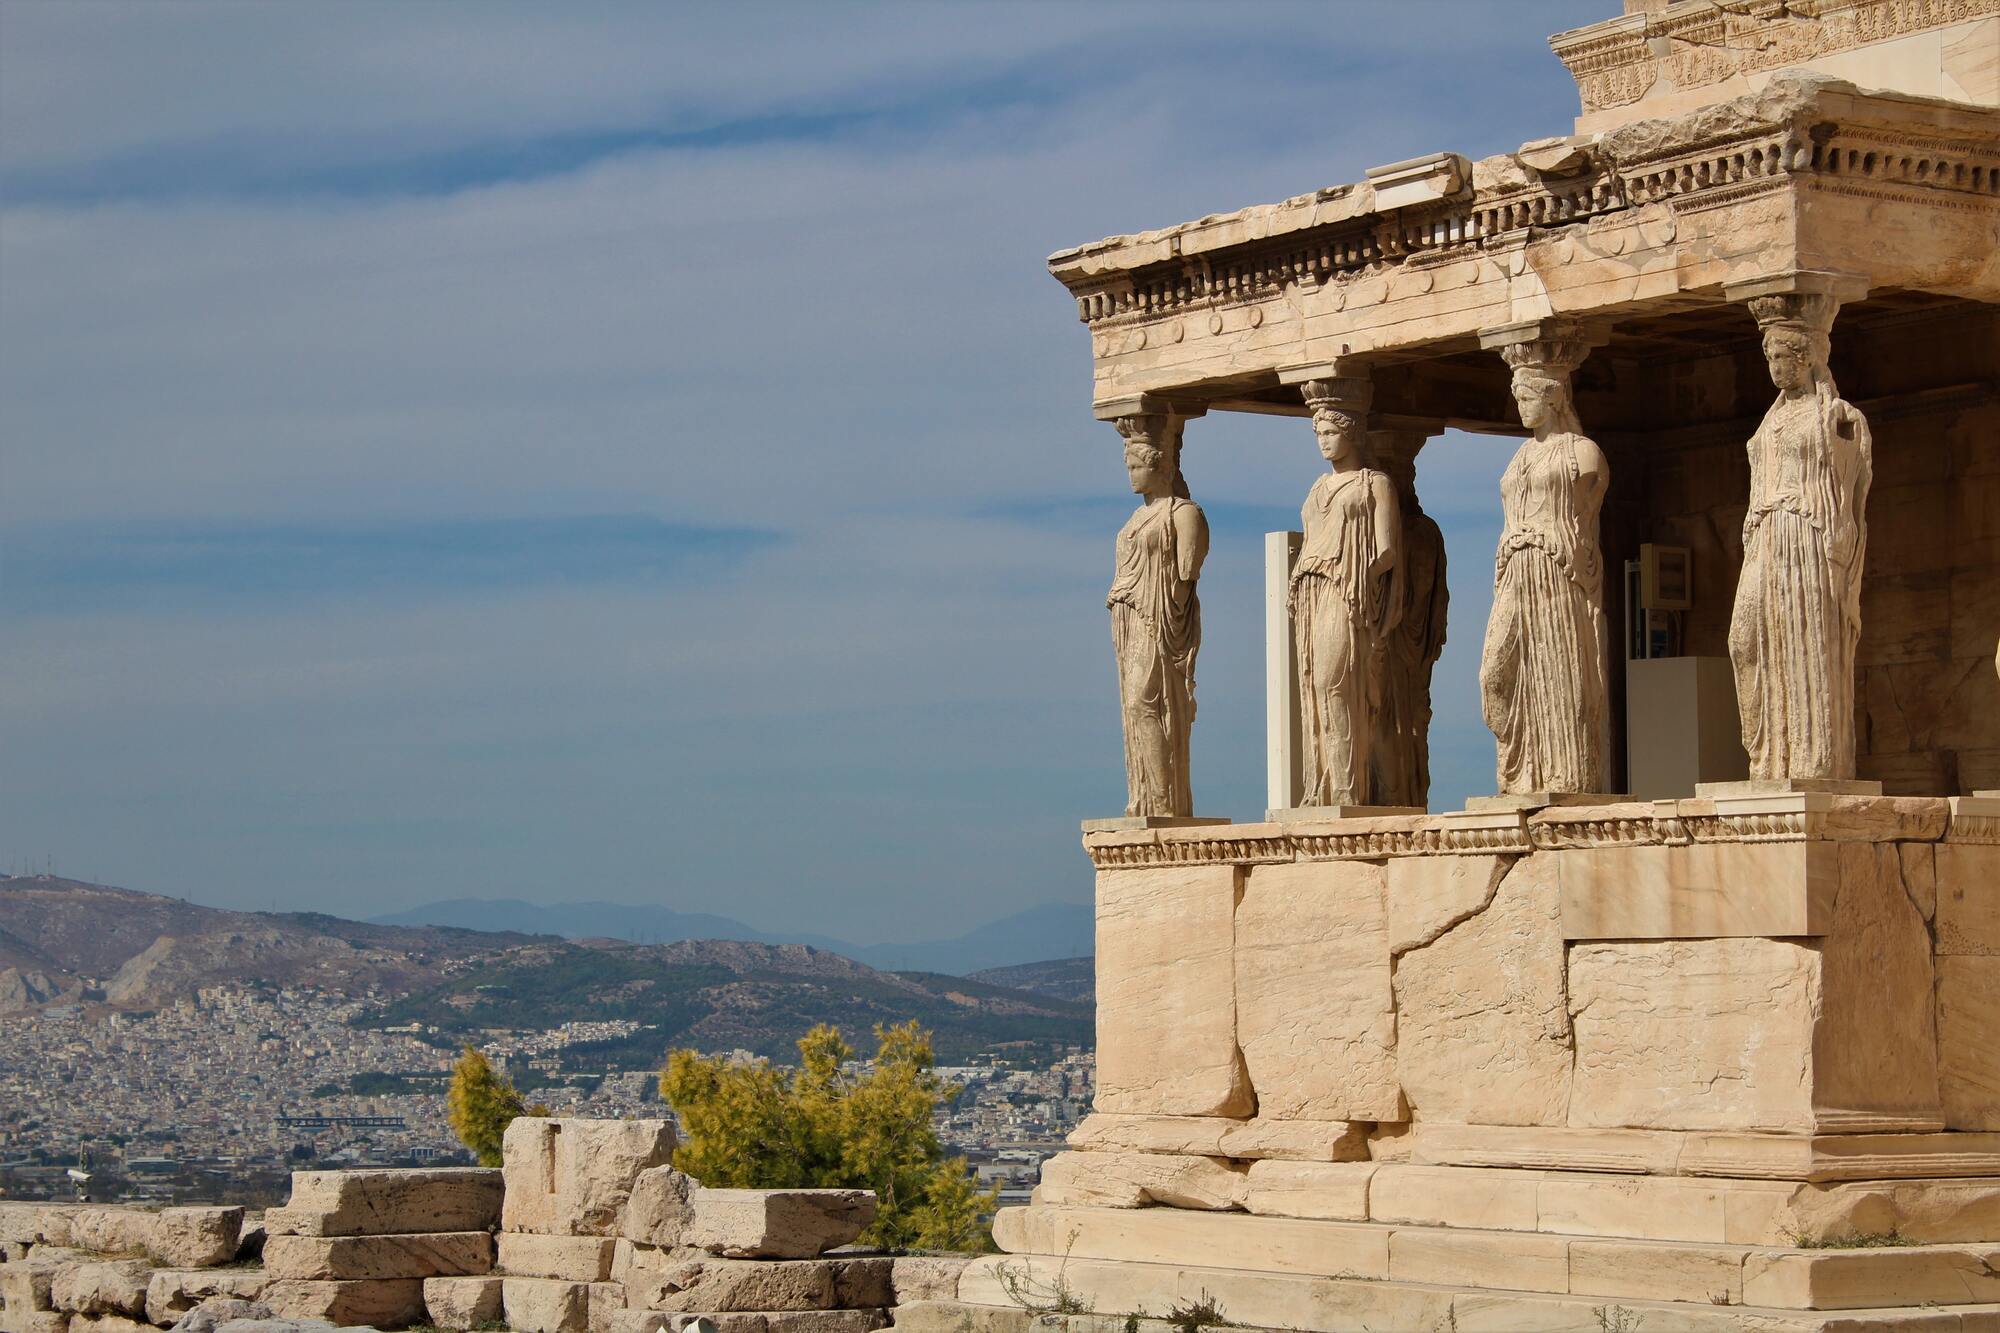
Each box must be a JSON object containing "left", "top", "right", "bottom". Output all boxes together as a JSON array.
[{"left": 1080, "top": 797, "right": 1963, "bottom": 869}]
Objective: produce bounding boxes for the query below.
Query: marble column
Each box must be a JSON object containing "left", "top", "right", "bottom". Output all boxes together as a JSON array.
[
  {"left": 1475, "top": 320, "right": 1613, "bottom": 798},
  {"left": 1098, "top": 396, "right": 1210, "bottom": 820},
  {"left": 1367, "top": 425, "right": 1449, "bottom": 810},
  {"left": 1721, "top": 272, "right": 1874, "bottom": 787}
]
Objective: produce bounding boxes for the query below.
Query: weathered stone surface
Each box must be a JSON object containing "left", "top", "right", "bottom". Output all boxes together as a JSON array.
[
  {"left": 1, "top": 1260, "right": 59, "bottom": 1317},
  {"left": 1938, "top": 842, "right": 2000, "bottom": 955},
  {"left": 1387, "top": 853, "right": 1508, "bottom": 954},
  {"left": 148, "top": 1210, "right": 243, "bottom": 1270},
  {"left": 1218, "top": 1118, "right": 1369, "bottom": 1162},
  {"left": 623, "top": 1256, "right": 835, "bottom": 1313},
  {"left": 1774, "top": 1178, "right": 2000, "bottom": 1246},
  {"left": 604, "top": 1314, "right": 667, "bottom": 1333},
  {"left": 258, "top": 1280, "right": 427, "bottom": 1330},
  {"left": 0, "top": 1208, "right": 77, "bottom": 1248},
  {"left": 1568, "top": 937, "right": 1818, "bottom": 1132},
  {"left": 1371, "top": 1164, "right": 1541, "bottom": 1231},
  {"left": 1743, "top": 1243, "right": 2000, "bottom": 1311},
  {"left": 827, "top": 1258, "right": 891, "bottom": 1311},
  {"left": 207, "top": 1320, "right": 351, "bottom": 1333},
  {"left": 264, "top": 1233, "right": 495, "bottom": 1282},
  {"left": 1940, "top": 955, "right": 2000, "bottom": 1131},
  {"left": 420, "top": 1276, "right": 501, "bottom": 1333},
  {"left": 51, "top": 1263, "right": 150, "bottom": 1318},
  {"left": 496, "top": 1234, "right": 613, "bottom": 1282},
  {"left": 1556, "top": 841, "right": 1834, "bottom": 939},
  {"left": 1093, "top": 865, "right": 1251, "bottom": 1118},
  {"left": 1813, "top": 840, "right": 1940, "bottom": 1131},
  {"left": 1034, "top": 1151, "right": 1245, "bottom": 1211},
  {"left": 618, "top": 1169, "right": 696, "bottom": 1250},
  {"left": 66, "top": 1213, "right": 155, "bottom": 1258},
  {"left": 1234, "top": 861, "right": 1401, "bottom": 1121},
  {"left": 885, "top": 1257, "right": 967, "bottom": 1302},
  {"left": 682, "top": 1191, "right": 874, "bottom": 1260},
  {"left": 0, "top": 1313, "right": 68, "bottom": 1333},
  {"left": 1393, "top": 854, "right": 1571, "bottom": 1125},
  {"left": 499, "top": 1277, "right": 588, "bottom": 1333},
  {"left": 269, "top": 1170, "right": 503, "bottom": 1238},
  {"left": 145, "top": 1269, "right": 267, "bottom": 1326},
  {"left": 167, "top": 1297, "right": 272, "bottom": 1333},
  {"left": 66, "top": 1315, "right": 149, "bottom": 1333},
  {"left": 1066, "top": 1114, "right": 1229, "bottom": 1156},
  {"left": 1388, "top": 1226, "right": 1570, "bottom": 1294},
  {"left": 1241, "top": 1161, "right": 1374, "bottom": 1221},
  {"left": 501, "top": 1119, "right": 677, "bottom": 1238},
  {"left": 1567, "top": 1238, "right": 1743, "bottom": 1306}
]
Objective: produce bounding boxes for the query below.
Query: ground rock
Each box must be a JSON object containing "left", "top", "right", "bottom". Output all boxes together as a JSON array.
[
  {"left": 262, "top": 1279, "right": 424, "bottom": 1329},
  {"left": 266, "top": 1170, "right": 503, "bottom": 1239},
  {"left": 0, "top": 1207, "right": 77, "bottom": 1248},
  {"left": 502, "top": 1120, "right": 677, "bottom": 1238},
  {"left": 886, "top": 1256, "right": 967, "bottom": 1302},
  {"left": 2, "top": 1262, "right": 58, "bottom": 1315},
  {"left": 499, "top": 1277, "right": 589, "bottom": 1333},
  {"left": 681, "top": 1192, "right": 874, "bottom": 1261},
  {"left": 67, "top": 1213, "right": 156, "bottom": 1259},
  {"left": 147, "top": 1211, "right": 243, "bottom": 1271},
  {"left": 421, "top": 1276, "right": 502, "bottom": 1332},
  {"left": 146, "top": 1269, "right": 268, "bottom": 1326},
  {"left": 168, "top": 1299, "right": 272, "bottom": 1333},
  {"left": 1035, "top": 1151, "right": 1246, "bottom": 1210},
  {"left": 211, "top": 1321, "right": 363, "bottom": 1333},
  {"left": 67, "top": 1315, "right": 149, "bottom": 1333},
  {"left": 624, "top": 1257, "right": 836, "bottom": 1313},
  {"left": 619, "top": 1170, "right": 696, "bottom": 1249},
  {"left": 264, "top": 1233, "right": 494, "bottom": 1282},
  {"left": 496, "top": 1234, "right": 614, "bottom": 1282},
  {"left": 51, "top": 1262, "right": 151, "bottom": 1317}
]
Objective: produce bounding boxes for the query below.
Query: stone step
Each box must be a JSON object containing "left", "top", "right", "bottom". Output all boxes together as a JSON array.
[
  {"left": 940, "top": 1254, "right": 2000, "bottom": 1331},
  {"left": 991, "top": 1205, "right": 2000, "bottom": 1311},
  {"left": 1036, "top": 1154, "right": 2000, "bottom": 1244}
]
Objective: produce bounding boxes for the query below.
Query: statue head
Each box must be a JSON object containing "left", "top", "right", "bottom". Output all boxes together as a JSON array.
[
  {"left": 1302, "top": 377, "right": 1372, "bottom": 466},
  {"left": 1748, "top": 291, "right": 1836, "bottom": 396},
  {"left": 1500, "top": 337, "right": 1588, "bottom": 438},
  {"left": 1117, "top": 414, "right": 1181, "bottom": 498},
  {"left": 1758, "top": 323, "right": 1828, "bottom": 395}
]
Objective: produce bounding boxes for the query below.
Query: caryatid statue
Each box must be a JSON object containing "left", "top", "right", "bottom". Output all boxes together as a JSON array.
[
  {"left": 1370, "top": 430, "right": 1448, "bottom": 810},
  {"left": 1107, "top": 412, "right": 1209, "bottom": 818},
  {"left": 1729, "top": 292, "right": 1872, "bottom": 781},
  {"left": 1289, "top": 378, "right": 1404, "bottom": 806},
  {"left": 1479, "top": 332, "right": 1613, "bottom": 795}
]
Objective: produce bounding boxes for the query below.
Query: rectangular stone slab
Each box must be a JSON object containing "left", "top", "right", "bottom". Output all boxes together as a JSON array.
[
  {"left": 264, "top": 1231, "right": 496, "bottom": 1281},
  {"left": 496, "top": 1233, "right": 614, "bottom": 1282},
  {"left": 1093, "top": 864, "right": 1251, "bottom": 1118},
  {"left": 1556, "top": 841, "right": 1836, "bottom": 939},
  {"left": 268, "top": 1168, "right": 503, "bottom": 1237},
  {"left": 264, "top": 1278, "right": 427, "bottom": 1327},
  {"left": 1234, "top": 860, "right": 1402, "bottom": 1122}
]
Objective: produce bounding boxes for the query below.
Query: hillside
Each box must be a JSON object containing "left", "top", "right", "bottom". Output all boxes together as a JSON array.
[
  {"left": 0, "top": 877, "right": 1094, "bottom": 1063},
  {"left": 373, "top": 896, "right": 1095, "bottom": 975},
  {"left": 0, "top": 875, "right": 541, "bottom": 1010},
  {"left": 364, "top": 938, "right": 1093, "bottom": 1066},
  {"left": 968, "top": 955, "right": 1095, "bottom": 1005}
]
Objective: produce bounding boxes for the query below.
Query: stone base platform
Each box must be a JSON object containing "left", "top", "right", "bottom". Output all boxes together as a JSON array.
[{"left": 909, "top": 1204, "right": 2000, "bottom": 1331}]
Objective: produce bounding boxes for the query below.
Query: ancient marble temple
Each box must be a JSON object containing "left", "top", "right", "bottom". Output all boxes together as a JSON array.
[{"left": 929, "top": 3, "right": 2000, "bottom": 1329}]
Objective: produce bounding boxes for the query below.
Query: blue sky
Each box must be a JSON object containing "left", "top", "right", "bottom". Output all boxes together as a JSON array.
[{"left": 1, "top": 0, "right": 1609, "bottom": 941}]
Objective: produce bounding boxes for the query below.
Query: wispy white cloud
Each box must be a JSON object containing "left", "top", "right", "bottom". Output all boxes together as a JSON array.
[{"left": 2, "top": 0, "right": 1604, "bottom": 938}]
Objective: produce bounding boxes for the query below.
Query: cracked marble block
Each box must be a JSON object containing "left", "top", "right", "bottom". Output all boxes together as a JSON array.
[
  {"left": 1234, "top": 860, "right": 1401, "bottom": 1121},
  {"left": 1391, "top": 853, "right": 1572, "bottom": 1127},
  {"left": 1567, "top": 838, "right": 1939, "bottom": 1134},
  {"left": 1094, "top": 865, "right": 1251, "bottom": 1117}
]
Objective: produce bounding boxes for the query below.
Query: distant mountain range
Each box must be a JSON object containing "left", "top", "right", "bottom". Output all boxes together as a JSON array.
[
  {"left": 967, "top": 956, "right": 1094, "bottom": 1005},
  {"left": 0, "top": 876, "right": 1095, "bottom": 1064},
  {"left": 370, "top": 897, "right": 1094, "bottom": 976}
]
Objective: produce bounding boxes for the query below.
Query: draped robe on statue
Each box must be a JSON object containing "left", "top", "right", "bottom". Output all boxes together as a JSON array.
[
  {"left": 1480, "top": 435, "right": 1610, "bottom": 794},
  {"left": 1291, "top": 469, "right": 1396, "bottom": 806},
  {"left": 1108, "top": 497, "right": 1205, "bottom": 817},
  {"left": 1376, "top": 504, "right": 1447, "bottom": 809},
  {"left": 1728, "top": 388, "right": 1871, "bottom": 780}
]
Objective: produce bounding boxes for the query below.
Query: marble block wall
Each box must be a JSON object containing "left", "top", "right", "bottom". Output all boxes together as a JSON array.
[{"left": 1088, "top": 797, "right": 2000, "bottom": 1143}]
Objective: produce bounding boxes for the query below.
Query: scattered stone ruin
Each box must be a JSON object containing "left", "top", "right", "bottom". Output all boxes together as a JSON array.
[{"left": 0, "top": 1118, "right": 966, "bottom": 1333}]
